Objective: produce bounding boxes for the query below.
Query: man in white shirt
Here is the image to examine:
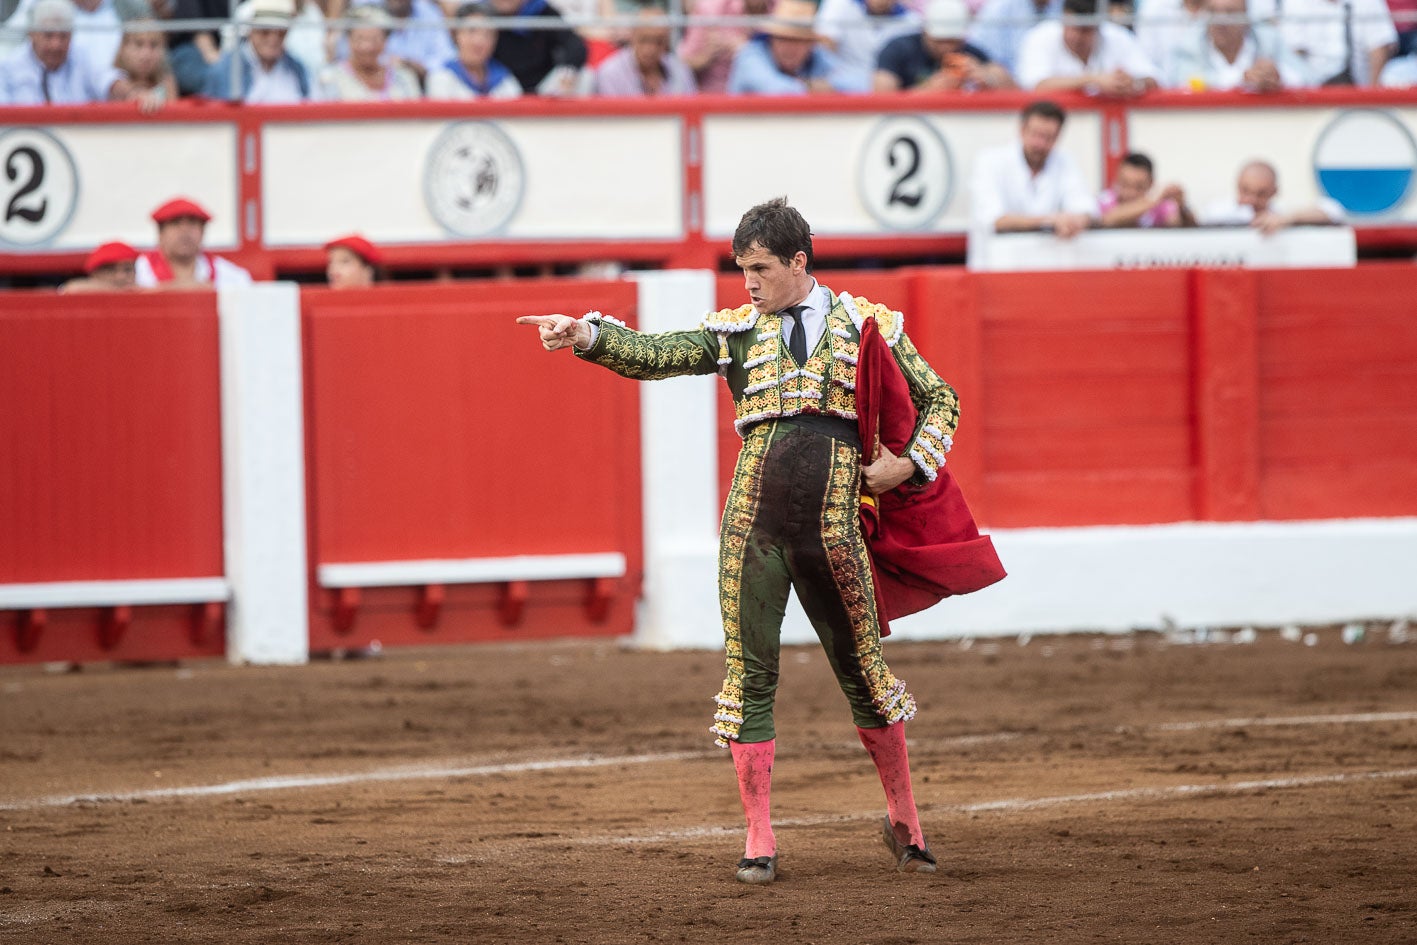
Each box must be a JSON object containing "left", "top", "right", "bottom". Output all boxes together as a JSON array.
[
  {"left": 970, "top": 98, "right": 1097, "bottom": 237},
  {"left": 967, "top": 0, "right": 1062, "bottom": 78},
  {"left": 1198, "top": 160, "right": 1344, "bottom": 233},
  {"left": 135, "top": 197, "right": 255, "bottom": 289},
  {"left": 0, "top": 0, "right": 146, "bottom": 80},
  {"left": 1016, "top": 0, "right": 1162, "bottom": 91},
  {"left": 201, "top": 0, "right": 310, "bottom": 102},
  {"left": 815, "top": 0, "right": 922, "bottom": 72},
  {"left": 0, "top": 0, "right": 125, "bottom": 103},
  {"left": 1281, "top": 0, "right": 1396, "bottom": 84},
  {"left": 1165, "top": 0, "right": 1313, "bottom": 89}
]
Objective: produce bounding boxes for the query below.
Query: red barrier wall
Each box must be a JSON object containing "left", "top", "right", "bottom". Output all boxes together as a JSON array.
[
  {"left": 3, "top": 265, "right": 1413, "bottom": 664},
  {"left": 0, "top": 292, "right": 226, "bottom": 663},
  {"left": 714, "top": 265, "right": 1417, "bottom": 527},
  {"left": 301, "top": 280, "right": 644, "bottom": 652}
]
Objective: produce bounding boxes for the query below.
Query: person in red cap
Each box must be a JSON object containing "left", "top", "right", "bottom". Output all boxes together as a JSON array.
[
  {"left": 135, "top": 197, "right": 253, "bottom": 290},
  {"left": 59, "top": 241, "right": 139, "bottom": 293},
  {"left": 324, "top": 234, "right": 382, "bottom": 289}
]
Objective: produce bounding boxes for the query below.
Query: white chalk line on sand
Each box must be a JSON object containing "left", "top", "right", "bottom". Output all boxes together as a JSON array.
[
  {"left": 565, "top": 766, "right": 1417, "bottom": 848},
  {"left": 3, "top": 709, "right": 1416, "bottom": 813},
  {"left": 1150, "top": 710, "right": 1417, "bottom": 732}
]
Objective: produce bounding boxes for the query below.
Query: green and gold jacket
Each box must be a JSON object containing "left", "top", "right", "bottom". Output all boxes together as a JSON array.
[{"left": 575, "top": 289, "right": 959, "bottom": 482}]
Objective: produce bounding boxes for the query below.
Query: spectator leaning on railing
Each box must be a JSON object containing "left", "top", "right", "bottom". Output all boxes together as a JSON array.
[
  {"left": 1016, "top": 0, "right": 1161, "bottom": 91},
  {"left": 318, "top": 3, "right": 421, "bottom": 98},
  {"left": 1198, "top": 159, "right": 1343, "bottom": 233},
  {"left": 0, "top": 0, "right": 152, "bottom": 83},
  {"left": 727, "top": 0, "right": 872, "bottom": 93},
  {"left": 0, "top": 0, "right": 129, "bottom": 102},
  {"left": 1166, "top": 0, "right": 1314, "bottom": 89},
  {"left": 113, "top": 21, "right": 178, "bottom": 110},
  {"left": 425, "top": 0, "right": 523, "bottom": 97},
  {"left": 677, "top": 0, "right": 771, "bottom": 93},
  {"left": 1097, "top": 151, "right": 1196, "bottom": 227},
  {"left": 874, "top": 0, "right": 1016, "bottom": 90},
  {"left": 1281, "top": 0, "right": 1396, "bottom": 84},
  {"left": 592, "top": 7, "right": 698, "bottom": 94},
  {"left": 202, "top": 0, "right": 311, "bottom": 101},
  {"left": 970, "top": 98, "right": 1097, "bottom": 237},
  {"left": 351, "top": 0, "right": 456, "bottom": 87}
]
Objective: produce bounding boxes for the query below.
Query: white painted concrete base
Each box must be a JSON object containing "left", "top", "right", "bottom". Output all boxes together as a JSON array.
[{"left": 776, "top": 517, "right": 1417, "bottom": 646}]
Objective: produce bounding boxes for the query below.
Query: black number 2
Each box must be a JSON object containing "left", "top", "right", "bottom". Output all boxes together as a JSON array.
[
  {"left": 886, "top": 135, "right": 923, "bottom": 209},
  {"left": 5, "top": 145, "right": 49, "bottom": 224}
]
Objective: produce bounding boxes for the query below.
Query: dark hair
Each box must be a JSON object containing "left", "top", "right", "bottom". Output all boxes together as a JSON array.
[
  {"left": 1021, "top": 99, "right": 1066, "bottom": 126},
  {"left": 1120, "top": 152, "right": 1154, "bottom": 176},
  {"left": 455, "top": 1, "right": 494, "bottom": 17},
  {"left": 1062, "top": 0, "right": 1102, "bottom": 16},
  {"left": 732, "top": 197, "right": 814, "bottom": 272}
]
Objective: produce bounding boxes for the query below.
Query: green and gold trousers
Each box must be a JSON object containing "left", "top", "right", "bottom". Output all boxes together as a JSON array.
[{"left": 710, "top": 418, "right": 917, "bottom": 747}]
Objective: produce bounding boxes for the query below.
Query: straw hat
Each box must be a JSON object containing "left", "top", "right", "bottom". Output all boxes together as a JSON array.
[{"left": 762, "top": 0, "right": 820, "bottom": 41}]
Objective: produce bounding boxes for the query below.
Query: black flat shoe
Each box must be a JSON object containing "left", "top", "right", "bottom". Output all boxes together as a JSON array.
[
  {"left": 881, "top": 816, "right": 938, "bottom": 873},
  {"left": 735, "top": 854, "right": 778, "bottom": 884}
]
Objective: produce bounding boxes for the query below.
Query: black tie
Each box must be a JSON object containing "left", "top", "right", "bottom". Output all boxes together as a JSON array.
[{"left": 782, "top": 304, "right": 808, "bottom": 366}]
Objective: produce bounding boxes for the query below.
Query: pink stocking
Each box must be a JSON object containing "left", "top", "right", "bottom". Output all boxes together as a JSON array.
[
  {"left": 730, "top": 739, "right": 777, "bottom": 858},
  {"left": 857, "top": 722, "right": 925, "bottom": 848}
]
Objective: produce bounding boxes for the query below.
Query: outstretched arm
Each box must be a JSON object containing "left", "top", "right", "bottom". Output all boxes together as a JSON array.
[{"left": 516, "top": 312, "right": 720, "bottom": 380}]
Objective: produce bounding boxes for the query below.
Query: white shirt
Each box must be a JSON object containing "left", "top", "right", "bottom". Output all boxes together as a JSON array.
[
  {"left": 1380, "top": 51, "right": 1417, "bottom": 85},
  {"left": 779, "top": 280, "right": 831, "bottom": 354},
  {"left": 242, "top": 43, "right": 306, "bottom": 103},
  {"left": 815, "top": 0, "right": 923, "bottom": 72},
  {"left": 1198, "top": 196, "right": 1344, "bottom": 225},
  {"left": 969, "top": 141, "right": 1098, "bottom": 230},
  {"left": 0, "top": 42, "right": 119, "bottom": 104},
  {"left": 1015, "top": 19, "right": 1162, "bottom": 89},
  {"left": 1, "top": 0, "right": 123, "bottom": 80},
  {"left": 135, "top": 252, "right": 254, "bottom": 288},
  {"left": 1280, "top": 0, "right": 1397, "bottom": 85},
  {"left": 967, "top": 0, "right": 1061, "bottom": 76}
]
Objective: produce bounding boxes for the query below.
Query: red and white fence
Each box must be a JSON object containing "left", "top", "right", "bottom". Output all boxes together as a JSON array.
[{"left": 2, "top": 264, "right": 1415, "bottom": 664}]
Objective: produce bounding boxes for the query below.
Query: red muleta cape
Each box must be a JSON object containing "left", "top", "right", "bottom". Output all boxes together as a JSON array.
[{"left": 855, "top": 316, "right": 1006, "bottom": 636}]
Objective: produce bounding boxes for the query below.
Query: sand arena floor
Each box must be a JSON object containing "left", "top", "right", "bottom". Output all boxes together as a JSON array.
[{"left": 2, "top": 625, "right": 1415, "bottom": 944}]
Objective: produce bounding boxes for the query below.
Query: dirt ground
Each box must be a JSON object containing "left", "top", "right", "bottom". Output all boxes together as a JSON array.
[{"left": 2, "top": 624, "right": 1416, "bottom": 945}]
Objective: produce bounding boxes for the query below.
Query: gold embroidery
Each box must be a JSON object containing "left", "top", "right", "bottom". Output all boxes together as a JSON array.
[{"left": 710, "top": 426, "right": 772, "bottom": 746}]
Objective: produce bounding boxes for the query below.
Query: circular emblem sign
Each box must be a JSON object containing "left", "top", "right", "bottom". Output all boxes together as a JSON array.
[
  {"left": 424, "top": 121, "right": 525, "bottom": 238},
  {"left": 0, "top": 127, "right": 78, "bottom": 248},
  {"left": 857, "top": 115, "right": 953, "bottom": 231},
  {"left": 1313, "top": 110, "right": 1416, "bottom": 217}
]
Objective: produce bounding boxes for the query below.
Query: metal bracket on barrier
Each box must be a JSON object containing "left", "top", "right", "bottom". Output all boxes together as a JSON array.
[
  {"left": 98, "top": 605, "right": 131, "bottom": 650},
  {"left": 190, "top": 601, "right": 225, "bottom": 647},
  {"left": 416, "top": 584, "right": 444, "bottom": 630},
  {"left": 498, "top": 580, "right": 529, "bottom": 627},
  {"left": 333, "top": 587, "right": 360, "bottom": 635},
  {"left": 584, "top": 576, "right": 615, "bottom": 624},
  {"left": 15, "top": 608, "right": 46, "bottom": 653}
]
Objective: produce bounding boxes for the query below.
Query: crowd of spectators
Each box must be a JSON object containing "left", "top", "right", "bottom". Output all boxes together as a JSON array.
[
  {"left": 3, "top": 0, "right": 1417, "bottom": 105},
  {"left": 970, "top": 97, "right": 1344, "bottom": 241}
]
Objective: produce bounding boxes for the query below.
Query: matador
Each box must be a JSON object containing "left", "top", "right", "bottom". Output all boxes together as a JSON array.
[{"left": 517, "top": 198, "right": 1002, "bottom": 885}]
